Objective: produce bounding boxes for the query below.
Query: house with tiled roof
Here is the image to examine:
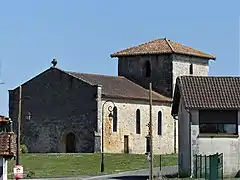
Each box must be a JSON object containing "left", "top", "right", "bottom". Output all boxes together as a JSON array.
[
  {"left": 9, "top": 38, "right": 215, "bottom": 155},
  {"left": 172, "top": 76, "right": 240, "bottom": 178}
]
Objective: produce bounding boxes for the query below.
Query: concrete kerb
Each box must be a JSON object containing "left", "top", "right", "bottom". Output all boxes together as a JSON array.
[
  {"left": 21, "top": 166, "right": 177, "bottom": 180},
  {"left": 80, "top": 165, "right": 178, "bottom": 179}
]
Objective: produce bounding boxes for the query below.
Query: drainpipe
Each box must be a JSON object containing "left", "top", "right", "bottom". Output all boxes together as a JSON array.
[
  {"left": 173, "top": 115, "right": 178, "bottom": 154},
  {"left": 186, "top": 109, "right": 193, "bottom": 178}
]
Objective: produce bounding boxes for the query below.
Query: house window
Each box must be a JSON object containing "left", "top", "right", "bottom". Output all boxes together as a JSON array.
[
  {"left": 158, "top": 111, "right": 162, "bottom": 135},
  {"left": 113, "top": 107, "right": 118, "bottom": 132},
  {"left": 145, "top": 60, "right": 151, "bottom": 77},
  {"left": 189, "top": 64, "right": 193, "bottom": 75},
  {"left": 199, "top": 110, "right": 238, "bottom": 135},
  {"left": 136, "top": 109, "right": 141, "bottom": 134}
]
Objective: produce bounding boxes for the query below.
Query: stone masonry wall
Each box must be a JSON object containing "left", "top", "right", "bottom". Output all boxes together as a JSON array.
[
  {"left": 118, "top": 54, "right": 210, "bottom": 98},
  {"left": 118, "top": 55, "right": 173, "bottom": 98},
  {"left": 101, "top": 98, "right": 174, "bottom": 154},
  {"left": 172, "top": 54, "right": 209, "bottom": 96},
  {"left": 9, "top": 68, "right": 98, "bottom": 153}
]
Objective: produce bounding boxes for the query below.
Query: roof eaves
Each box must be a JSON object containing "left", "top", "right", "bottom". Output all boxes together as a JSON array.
[
  {"left": 102, "top": 94, "right": 172, "bottom": 103},
  {"left": 66, "top": 71, "right": 96, "bottom": 86},
  {"left": 122, "top": 77, "right": 172, "bottom": 101},
  {"left": 111, "top": 50, "right": 216, "bottom": 60},
  {"left": 111, "top": 51, "right": 173, "bottom": 57},
  {"left": 175, "top": 52, "right": 216, "bottom": 60}
]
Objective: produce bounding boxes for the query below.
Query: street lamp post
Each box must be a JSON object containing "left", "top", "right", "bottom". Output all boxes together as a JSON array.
[{"left": 100, "top": 100, "right": 115, "bottom": 173}]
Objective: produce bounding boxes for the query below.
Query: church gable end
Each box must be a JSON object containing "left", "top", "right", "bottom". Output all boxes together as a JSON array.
[{"left": 8, "top": 67, "right": 98, "bottom": 153}]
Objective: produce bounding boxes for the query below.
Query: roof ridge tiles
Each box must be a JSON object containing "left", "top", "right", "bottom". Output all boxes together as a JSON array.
[{"left": 110, "top": 38, "right": 216, "bottom": 60}]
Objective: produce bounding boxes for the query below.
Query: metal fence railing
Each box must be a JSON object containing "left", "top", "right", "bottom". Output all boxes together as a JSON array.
[{"left": 193, "top": 153, "right": 223, "bottom": 180}]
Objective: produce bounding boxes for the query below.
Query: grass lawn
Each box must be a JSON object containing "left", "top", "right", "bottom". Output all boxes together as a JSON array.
[{"left": 7, "top": 153, "right": 177, "bottom": 179}]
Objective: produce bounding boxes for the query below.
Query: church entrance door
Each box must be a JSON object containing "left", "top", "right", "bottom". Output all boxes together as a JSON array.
[
  {"left": 124, "top": 135, "right": 129, "bottom": 153},
  {"left": 66, "top": 132, "right": 76, "bottom": 153}
]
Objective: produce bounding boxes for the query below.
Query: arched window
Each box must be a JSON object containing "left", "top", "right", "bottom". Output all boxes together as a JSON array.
[
  {"left": 113, "top": 107, "right": 118, "bottom": 132},
  {"left": 189, "top": 64, "right": 193, "bottom": 75},
  {"left": 158, "top": 111, "right": 162, "bottom": 135},
  {"left": 136, "top": 109, "right": 141, "bottom": 134},
  {"left": 145, "top": 60, "right": 151, "bottom": 77}
]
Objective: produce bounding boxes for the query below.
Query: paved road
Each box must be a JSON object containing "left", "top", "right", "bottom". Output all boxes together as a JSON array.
[{"left": 24, "top": 166, "right": 178, "bottom": 180}]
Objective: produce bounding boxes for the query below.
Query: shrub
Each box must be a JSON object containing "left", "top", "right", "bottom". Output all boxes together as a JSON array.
[
  {"left": 26, "top": 170, "right": 35, "bottom": 178},
  {"left": 20, "top": 144, "right": 28, "bottom": 154},
  {"left": 26, "top": 171, "right": 35, "bottom": 178}
]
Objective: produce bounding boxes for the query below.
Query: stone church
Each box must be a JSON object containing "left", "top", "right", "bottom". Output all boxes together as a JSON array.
[{"left": 8, "top": 38, "right": 215, "bottom": 154}]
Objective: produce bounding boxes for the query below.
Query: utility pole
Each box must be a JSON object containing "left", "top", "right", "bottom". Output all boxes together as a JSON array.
[
  {"left": 16, "top": 85, "right": 22, "bottom": 169},
  {"left": 149, "top": 82, "right": 153, "bottom": 180}
]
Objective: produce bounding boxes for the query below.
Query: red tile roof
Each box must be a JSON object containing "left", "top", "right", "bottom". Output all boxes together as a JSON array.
[
  {"left": 0, "top": 115, "right": 10, "bottom": 122},
  {"left": 172, "top": 76, "right": 240, "bottom": 115},
  {"left": 111, "top": 38, "right": 216, "bottom": 60},
  {"left": 0, "top": 132, "right": 16, "bottom": 157},
  {"left": 67, "top": 71, "right": 171, "bottom": 103}
]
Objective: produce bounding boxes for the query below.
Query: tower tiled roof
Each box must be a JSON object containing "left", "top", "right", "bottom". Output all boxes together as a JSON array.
[{"left": 111, "top": 38, "right": 216, "bottom": 60}]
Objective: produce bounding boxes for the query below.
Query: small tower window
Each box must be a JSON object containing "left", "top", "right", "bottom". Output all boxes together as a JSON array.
[
  {"left": 145, "top": 60, "right": 151, "bottom": 77},
  {"left": 190, "top": 64, "right": 193, "bottom": 75}
]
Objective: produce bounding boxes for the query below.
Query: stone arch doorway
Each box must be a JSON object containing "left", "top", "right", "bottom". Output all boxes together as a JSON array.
[{"left": 66, "top": 132, "right": 76, "bottom": 153}]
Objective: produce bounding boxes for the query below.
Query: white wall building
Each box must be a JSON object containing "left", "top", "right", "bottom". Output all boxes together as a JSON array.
[{"left": 172, "top": 76, "right": 240, "bottom": 178}]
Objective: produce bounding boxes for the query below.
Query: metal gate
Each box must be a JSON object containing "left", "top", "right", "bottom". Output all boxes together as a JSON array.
[{"left": 193, "top": 153, "right": 223, "bottom": 179}]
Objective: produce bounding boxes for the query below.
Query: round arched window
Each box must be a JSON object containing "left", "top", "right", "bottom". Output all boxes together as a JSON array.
[{"left": 145, "top": 60, "right": 151, "bottom": 77}]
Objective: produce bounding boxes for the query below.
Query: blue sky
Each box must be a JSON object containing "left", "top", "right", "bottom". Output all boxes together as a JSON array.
[{"left": 0, "top": 0, "right": 239, "bottom": 115}]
